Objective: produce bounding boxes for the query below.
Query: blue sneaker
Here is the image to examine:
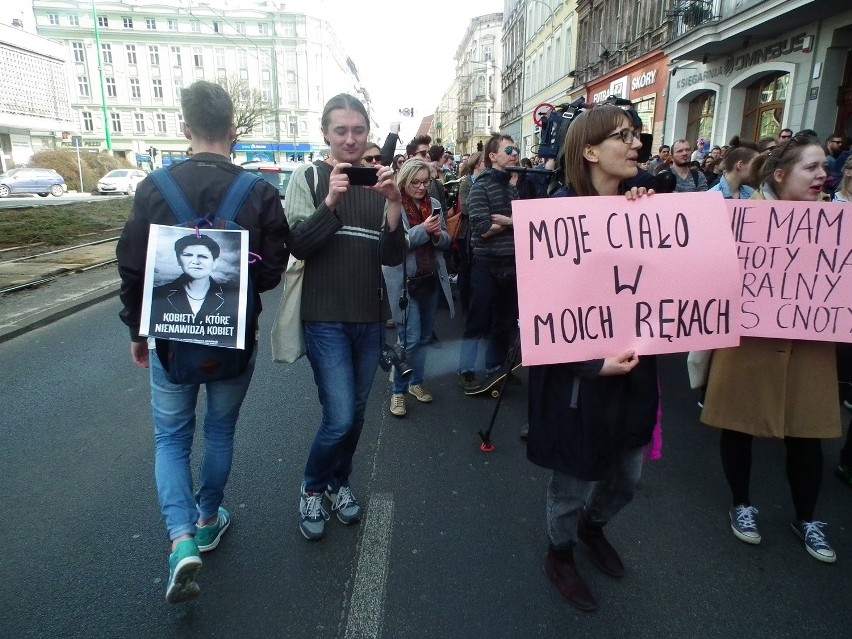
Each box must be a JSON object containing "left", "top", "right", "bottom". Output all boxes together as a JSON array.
[
  {"left": 325, "top": 484, "right": 363, "bottom": 524},
  {"left": 165, "top": 539, "right": 202, "bottom": 604},
  {"left": 791, "top": 520, "right": 836, "bottom": 563},
  {"left": 729, "top": 505, "right": 761, "bottom": 544},
  {"left": 300, "top": 485, "right": 330, "bottom": 540},
  {"left": 196, "top": 506, "right": 231, "bottom": 552}
]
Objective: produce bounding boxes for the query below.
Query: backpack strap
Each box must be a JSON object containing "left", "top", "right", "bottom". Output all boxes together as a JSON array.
[
  {"left": 692, "top": 170, "right": 699, "bottom": 190},
  {"left": 148, "top": 168, "right": 196, "bottom": 224},
  {"left": 216, "top": 172, "right": 262, "bottom": 222},
  {"left": 305, "top": 161, "right": 320, "bottom": 207}
]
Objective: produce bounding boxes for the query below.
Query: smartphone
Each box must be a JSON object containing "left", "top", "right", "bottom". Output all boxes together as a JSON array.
[{"left": 341, "top": 166, "right": 379, "bottom": 186}]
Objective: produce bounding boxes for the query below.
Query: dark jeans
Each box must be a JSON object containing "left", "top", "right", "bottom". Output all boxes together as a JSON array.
[
  {"left": 456, "top": 237, "right": 471, "bottom": 313},
  {"left": 458, "top": 258, "right": 518, "bottom": 374}
]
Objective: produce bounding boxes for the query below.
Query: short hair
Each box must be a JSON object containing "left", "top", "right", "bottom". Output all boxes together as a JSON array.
[
  {"left": 757, "top": 137, "right": 777, "bottom": 153},
  {"left": 658, "top": 145, "right": 670, "bottom": 153},
  {"left": 796, "top": 129, "right": 819, "bottom": 142},
  {"left": 483, "top": 134, "right": 514, "bottom": 168},
  {"left": 396, "top": 158, "right": 432, "bottom": 191},
  {"left": 363, "top": 142, "right": 381, "bottom": 154},
  {"left": 428, "top": 144, "right": 444, "bottom": 162},
  {"left": 564, "top": 106, "right": 634, "bottom": 196},
  {"left": 174, "top": 233, "right": 221, "bottom": 261},
  {"left": 181, "top": 81, "right": 234, "bottom": 143},
  {"left": 406, "top": 135, "right": 432, "bottom": 157},
  {"left": 672, "top": 139, "right": 691, "bottom": 152},
  {"left": 320, "top": 93, "right": 369, "bottom": 138}
]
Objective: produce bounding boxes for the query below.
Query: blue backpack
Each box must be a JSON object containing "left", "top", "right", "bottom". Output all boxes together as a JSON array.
[{"left": 147, "top": 167, "right": 261, "bottom": 384}]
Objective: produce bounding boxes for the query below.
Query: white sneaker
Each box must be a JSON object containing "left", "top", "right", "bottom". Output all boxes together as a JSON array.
[
  {"left": 408, "top": 384, "right": 433, "bottom": 403},
  {"left": 390, "top": 393, "right": 406, "bottom": 417}
]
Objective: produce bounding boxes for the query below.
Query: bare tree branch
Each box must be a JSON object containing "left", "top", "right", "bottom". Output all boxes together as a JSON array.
[{"left": 219, "top": 76, "right": 276, "bottom": 141}]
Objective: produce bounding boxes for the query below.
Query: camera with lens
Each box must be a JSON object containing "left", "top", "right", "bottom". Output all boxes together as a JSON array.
[{"left": 380, "top": 342, "right": 413, "bottom": 378}]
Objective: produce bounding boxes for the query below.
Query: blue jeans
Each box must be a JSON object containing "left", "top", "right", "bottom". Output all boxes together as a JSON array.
[
  {"left": 458, "top": 259, "right": 518, "bottom": 374},
  {"left": 150, "top": 347, "right": 256, "bottom": 541},
  {"left": 303, "top": 321, "right": 382, "bottom": 493},
  {"left": 546, "top": 446, "right": 645, "bottom": 550},
  {"left": 393, "top": 284, "right": 439, "bottom": 393}
]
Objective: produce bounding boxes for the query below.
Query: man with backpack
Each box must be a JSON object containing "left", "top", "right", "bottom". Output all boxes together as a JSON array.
[
  {"left": 669, "top": 139, "right": 709, "bottom": 192},
  {"left": 116, "top": 80, "right": 289, "bottom": 604}
]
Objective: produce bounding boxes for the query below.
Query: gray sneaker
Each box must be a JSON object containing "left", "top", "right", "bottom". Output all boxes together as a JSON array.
[
  {"left": 791, "top": 520, "right": 836, "bottom": 563},
  {"left": 458, "top": 372, "right": 481, "bottom": 392},
  {"left": 729, "top": 505, "right": 761, "bottom": 544},
  {"left": 300, "top": 485, "right": 330, "bottom": 541},
  {"left": 325, "top": 485, "right": 363, "bottom": 524}
]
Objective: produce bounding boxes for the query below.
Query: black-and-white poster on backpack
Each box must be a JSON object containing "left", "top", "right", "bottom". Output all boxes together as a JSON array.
[{"left": 139, "top": 225, "right": 249, "bottom": 349}]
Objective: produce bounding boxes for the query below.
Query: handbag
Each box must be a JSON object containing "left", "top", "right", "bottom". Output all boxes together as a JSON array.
[
  {"left": 271, "top": 255, "right": 306, "bottom": 363},
  {"left": 686, "top": 350, "right": 713, "bottom": 390}
]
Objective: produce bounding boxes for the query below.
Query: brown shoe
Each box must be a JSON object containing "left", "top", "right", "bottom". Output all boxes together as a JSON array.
[
  {"left": 543, "top": 548, "right": 597, "bottom": 612},
  {"left": 577, "top": 512, "right": 625, "bottom": 578}
]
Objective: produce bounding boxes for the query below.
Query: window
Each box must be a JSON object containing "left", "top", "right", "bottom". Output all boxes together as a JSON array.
[
  {"left": 134, "top": 113, "right": 145, "bottom": 134},
  {"left": 475, "top": 108, "right": 486, "bottom": 129},
  {"left": 213, "top": 21, "right": 222, "bottom": 33},
  {"left": 152, "top": 79, "right": 163, "bottom": 99},
  {"left": 48, "top": 13, "right": 59, "bottom": 25},
  {"left": 237, "top": 51, "right": 247, "bottom": 69},
  {"left": 236, "top": 22, "right": 246, "bottom": 34},
  {"left": 110, "top": 112, "right": 122, "bottom": 133},
  {"left": 476, "top": 75, "right": 486, "bottom": 97},
  {"left": 72, "top": 42, "right": 85, "bottom": 63},
  {"left": 258, "top": 23, "right": 269, "bottom": 36},
  {"left": 742, "top": 73, "right": 789, "bottom": 141},
  {"left": 173, "top": 79, "right": 183, "bottom": 100},
  {"left": 146, "top": 18, "right": 156, "bottom": 30},
  {"left": 105, "top": 77, "right": 117, "bottom": 98},
  {"left": 123, "top": 16, "right": 133, "bottom": 29},
  {"left": 78, "top": 75, "right": 90, "bottom": 97},
  {"left": 168, "top": 19, "right": 177, "bottom": 31},
  {"left": 282, "top": 22, "right": 296, "bottom": 37},
  {"left": 193, "top": 47, "right": 203, "bottom": 68},
  {"left": 215, "top": 47, "right": 225, "bottom": 69},
  {"left": 687, "top": 91, "right": 716, "bottom": 145},
  {"left": 156, "top": 113, "right": 167, "bottom": 133},
  {"left": 101, "top": 43, "right": 112, "bottom": 64},
  {"left": 129, "top": 78, "right": 141, "bottom": 99},
  {"left": 190, "top": 20, "right": 200, "bottom": 33},
  {"left": 171, "top": 46, "right": 182, "bottom": 67},
  {"left": 69, "top": 14, "right": 79, "bottom": 26},
  {"left": 176, "top": 113, "right": 185, "bottom": 132},
  {"left": 82, "top": 111, "right": 93, "bottom": 132},
  {"left": 126, "top": 44, "right": 137, "bottom": 65},
  {"left": 149, "top": 45, "right": 159, "bottom": 66},
  {"left": 98, "top": 16, "right": 108, "bottom": 28},
  {"left": 483, "top": 44, "right": 493, "bottom": 61}
]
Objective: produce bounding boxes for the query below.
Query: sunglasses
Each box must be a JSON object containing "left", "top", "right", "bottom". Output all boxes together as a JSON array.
[
  {"left": 503, "top": 146, "right": 520, "bottom": 155},
  {"left": 363, "top": 154, "right": 382, "bottom": 163}
]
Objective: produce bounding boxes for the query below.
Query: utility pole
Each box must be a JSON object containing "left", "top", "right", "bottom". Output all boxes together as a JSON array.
[{"left": 91, "top": 0, "right": 112, "bottom": 152}]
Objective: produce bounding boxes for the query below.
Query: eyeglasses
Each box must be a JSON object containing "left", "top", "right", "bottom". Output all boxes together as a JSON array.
[
  {"left": 414, "top": 150, "right": 429, "bottom": 158},
  {"left": 409, "top": 179, "right": 429, "bottom": 188},
  {"left": 606, "top": 128, "right": 641, "bottom": 145},
  {"left": 362, "top": 154, "right": 382, "bottom": 163},
  {"left": 503, "top": 146, "right": 520, "bottom": 155}
]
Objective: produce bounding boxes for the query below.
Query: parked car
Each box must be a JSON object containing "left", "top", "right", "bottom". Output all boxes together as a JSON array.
[
  {"left": 0, "top": 167, "right": 66, "bottom": 198},
  {"left": 240, "top": 162, "right": 299, "bottom": 200},
  {"left": 97, "top": 169, "right": 148, "bottom": 195}
]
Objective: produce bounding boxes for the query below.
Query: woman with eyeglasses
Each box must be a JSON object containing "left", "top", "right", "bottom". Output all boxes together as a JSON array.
[
  {"left": 701, "top": 134, "right": 841, "bottom": 563},
  {"left": 382, "top": 158, "right": 454, "bottom": 418},
  {"left": 526, "top": 105, "right": 656, "bottom": 612}
]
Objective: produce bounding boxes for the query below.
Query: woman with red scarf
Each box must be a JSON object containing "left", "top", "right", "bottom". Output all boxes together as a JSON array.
[{"left": 382, "top": 158, "right": 455, "bottom": 417}]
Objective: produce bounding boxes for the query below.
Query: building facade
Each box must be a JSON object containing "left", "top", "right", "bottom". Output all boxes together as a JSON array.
[
  {"left": 500, "top": 0, "right": 525, "bottom": 149},
  {"left": 664, "top": 0, "right": 852, "bottom": 147},
  {"left": 455, "top": 13, "right": 504, "bottom": 156},
  {"left": 32, "top": 0, "right": 368, "bottom": 166},
  {"left": 0, "top": 19, "right": 75, "bottom": 171}
]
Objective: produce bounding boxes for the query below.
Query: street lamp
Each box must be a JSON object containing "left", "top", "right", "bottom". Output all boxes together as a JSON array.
[{"left": 90, "top": 0, "right": 112, "bottom": 152}]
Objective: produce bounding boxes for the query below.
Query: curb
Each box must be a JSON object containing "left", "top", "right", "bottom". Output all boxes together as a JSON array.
[{"left": 0, "top": 280, "right": 121, "bottom": 344}]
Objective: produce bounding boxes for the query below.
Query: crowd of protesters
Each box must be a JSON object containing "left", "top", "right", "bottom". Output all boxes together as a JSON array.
[{"left": 123, "top": 86, "right": 850, "bottom": 610}]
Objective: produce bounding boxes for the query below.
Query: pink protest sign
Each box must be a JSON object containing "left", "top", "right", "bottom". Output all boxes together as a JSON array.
[
  {"left": 512, "top": 192, "right": 741, "bottom": 365},
  {"left": 728, "top": 199, "right": 851, "bottom": 341}
]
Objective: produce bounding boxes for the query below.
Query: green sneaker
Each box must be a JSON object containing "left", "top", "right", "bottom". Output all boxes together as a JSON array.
[
  {"left": 196, "top": 506, "right": 231, "bottom": 552},
  {"left": 166, "top": 539, "right": 202, "bottom": 604}
]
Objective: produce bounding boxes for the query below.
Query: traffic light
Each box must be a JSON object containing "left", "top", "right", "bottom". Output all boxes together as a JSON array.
[{"left": 308, "top": 152, "right": 313, "bottom": 161}]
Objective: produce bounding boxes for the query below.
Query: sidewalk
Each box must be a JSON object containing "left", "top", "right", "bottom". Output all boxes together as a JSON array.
[{"left": 0, "top": 254, "right": 120, "bottom": 343}]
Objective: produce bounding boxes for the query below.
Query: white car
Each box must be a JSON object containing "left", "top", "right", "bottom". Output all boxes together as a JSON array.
[
  {"left": 97, "top": 169, "right": 147, "bottom": 195},
  {"left": 240, "top": 162, "right": 299, "bottom": 200}
]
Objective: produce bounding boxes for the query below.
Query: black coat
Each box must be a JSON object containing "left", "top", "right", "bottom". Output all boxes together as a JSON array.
[{"left": 525, "top": 184, "right": 659, "bottom": 480}]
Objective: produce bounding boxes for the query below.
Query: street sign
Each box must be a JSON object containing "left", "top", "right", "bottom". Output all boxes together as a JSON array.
[
  {"left": 533, "top": 103, "right": 554, "bottom": 127},
  {"left": 71, "top": 135, "right": 83, "bottom": 148}
]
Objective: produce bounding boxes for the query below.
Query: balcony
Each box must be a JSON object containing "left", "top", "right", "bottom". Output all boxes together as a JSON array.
[{"left": 666, "top": 0, "right": 721, "bottom": 40}]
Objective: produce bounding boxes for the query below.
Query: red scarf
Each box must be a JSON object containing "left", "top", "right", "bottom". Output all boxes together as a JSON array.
[{"left": 401, "top": 191, "right": 437, "bottom": 277}]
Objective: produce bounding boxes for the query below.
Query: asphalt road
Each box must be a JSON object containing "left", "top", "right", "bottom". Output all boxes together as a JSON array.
[{"left": 0, "top": 287, "right": 849, "bottom": 638}]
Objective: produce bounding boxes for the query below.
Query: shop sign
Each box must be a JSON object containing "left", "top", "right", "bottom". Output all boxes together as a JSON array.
[{"left": 676, "top": 33, "right": 812, "bottom": 90}]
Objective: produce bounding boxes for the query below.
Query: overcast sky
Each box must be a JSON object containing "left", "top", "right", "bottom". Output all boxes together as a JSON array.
[{"left": 4, "top": 0, "right": 504, "bottom": 140}]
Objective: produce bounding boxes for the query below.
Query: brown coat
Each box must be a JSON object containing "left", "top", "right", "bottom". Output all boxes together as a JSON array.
[{"left": 700, "top": 186, "right": 841, "bottom": 439}]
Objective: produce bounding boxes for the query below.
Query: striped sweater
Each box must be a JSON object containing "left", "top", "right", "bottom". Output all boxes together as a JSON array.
[{"left": 284, "top": 161, "right": 404, "bottom": 322}]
